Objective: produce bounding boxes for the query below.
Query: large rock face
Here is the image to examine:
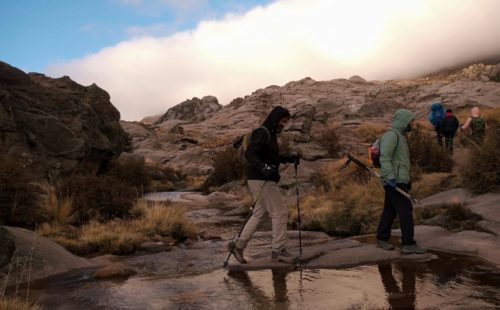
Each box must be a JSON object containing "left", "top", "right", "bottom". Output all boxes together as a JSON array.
[
  {"left": 156, "top": 96, "right": 222, "bottom": 123},
  {"left": 123, "top": 62, "right": 500, "bottom": 175},
  {"left": 0, "top": 61, "right": 130, "bottom": 179}
]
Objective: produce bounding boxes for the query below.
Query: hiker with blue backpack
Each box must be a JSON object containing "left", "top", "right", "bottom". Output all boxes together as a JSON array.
[
  {"left": 227, "top": 106, "right": 300, "bottom": 265},
  {"left": 428, "top": 102, "right": 445, "bottom": 146},
  {"left": 376, "top": 109, "right": 426, "bottom": 254}
]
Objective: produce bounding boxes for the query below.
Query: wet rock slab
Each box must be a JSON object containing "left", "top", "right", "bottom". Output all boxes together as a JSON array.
[{"left": 227, "top": 236, "right": 436, "bottom": 272}]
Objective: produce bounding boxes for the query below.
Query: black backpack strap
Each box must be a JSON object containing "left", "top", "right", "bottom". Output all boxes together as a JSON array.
[{"left": 255, "top": 126, "right": 271, "bottom": 145}]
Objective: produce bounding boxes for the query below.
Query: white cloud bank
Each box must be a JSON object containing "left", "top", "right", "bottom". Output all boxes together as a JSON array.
[{"left": 47, "top": 0, "right": 500, "bottom": 120}]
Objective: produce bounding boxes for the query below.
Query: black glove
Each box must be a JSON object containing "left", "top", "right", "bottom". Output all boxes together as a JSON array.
[
  {"left": 284, "top": 154, "right": 301, "bottom": 165},
  {"left": 261, "top": 164, "right": 279, "bottom": 180}
]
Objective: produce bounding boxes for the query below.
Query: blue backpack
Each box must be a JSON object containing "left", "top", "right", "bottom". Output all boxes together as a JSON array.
[{"left": 428, "top": 103, "right": 444, "bottom": 128}]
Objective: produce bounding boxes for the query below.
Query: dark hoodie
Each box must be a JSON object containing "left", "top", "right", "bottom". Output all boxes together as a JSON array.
[{"left": 245, "top": 106, "right": 291, "bottom": 182}]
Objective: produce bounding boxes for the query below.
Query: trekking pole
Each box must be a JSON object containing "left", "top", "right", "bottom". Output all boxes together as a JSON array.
[
  {"left": 345, "top": 153, "right": 426, "bottom": 208},
  {"left": 294, "top": 159, "right": 302, "bottom": 256},
  {"left": 223, "top": 181, "right": 267, "bottom": 268}
]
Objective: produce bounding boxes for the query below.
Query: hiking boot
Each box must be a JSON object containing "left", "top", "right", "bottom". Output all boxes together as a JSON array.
[
  {"left": 227, "top": 241, "right": 247, "bottom": 264},
  {"left": 401, "top": 244, "right": 427, "bottom": 254},
  {"left": 272, "top": 248, "right": 295, "bottom": 264},
  {"left": 376, "top": 240, "right": 395, "bottom": 251}
]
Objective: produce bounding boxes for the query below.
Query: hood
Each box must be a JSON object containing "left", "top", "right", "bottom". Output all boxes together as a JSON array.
[
  {"left": 391, "top": 109, "right": 416, "bottom": 133},
  {"left": 431, "top": 103, "right": 443, "bottom": 111},
  {"left": 262, "top": 106, "right": 291, "bottom": 133}
]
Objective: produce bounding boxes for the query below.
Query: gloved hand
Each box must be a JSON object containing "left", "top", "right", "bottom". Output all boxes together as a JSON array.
[
  {"left": 385, "top": 179, "right": 398, "bottom": 191},
  {"left": 285, "top": 154, "right": 301, "bottom": 165},
  {"left": 261, "top": 164, "right": 279, "bottom": 180}
]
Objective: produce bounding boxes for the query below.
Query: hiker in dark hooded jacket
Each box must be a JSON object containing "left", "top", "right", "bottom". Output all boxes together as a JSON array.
[
  {"left": 428, "top": 102, "right": 445, "bottom": 146},
  {"left": 440, "top": 109, "right": 459, "bottom": 154},
  {"left": 227, "top": 106, "right": 300, "bottom": 264}
]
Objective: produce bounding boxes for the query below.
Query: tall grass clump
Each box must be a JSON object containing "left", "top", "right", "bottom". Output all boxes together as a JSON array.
[
  {"left": 459, "top": 119, "right": 500, "bottom": 194},
  {"left": 317, "top": 125, "right": 341, "bottom": 157},
  {"left": 407, "top": 123, "right": 453, "bottom": 173},
  {"left": 202, "top": 146, "right": 245, "bottom": 191},
  {"left": 354, "top": 123, "right": 387, "bottom": 143},
  {"left": 0, "top": 297, "right": 41, "bottom": 310},
  {"left": 290, "top": 159, "right": 384, "bottom": 236}
]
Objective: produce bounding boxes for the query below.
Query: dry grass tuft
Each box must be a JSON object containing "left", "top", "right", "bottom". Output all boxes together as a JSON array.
[
  {"left": 354, "top": 123, "right": 387, "bottom": 143},
  {"left": 39, "top": 200, "right": 197, "bottom": 256},
  {"left": 458, "top": 119, "right": 500, "bottom": 193},
  {"left": 0, "top": 297, "right": 41, "bottom": 310}
]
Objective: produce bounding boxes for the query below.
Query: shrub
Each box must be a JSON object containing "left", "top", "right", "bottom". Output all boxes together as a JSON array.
[
  {"left": 407, "top": 123, "right": 453, "bottom": 173},
  {"left": 317, "top": 126, "right": 341, "bottom": 157},
  {"left": 58, "top": 175, "right": 137, "bottom": 222},
  {"left": 202, "top": 146, "right": 245, "bottom": 191},
  {"left": 38, "top": 183, "right": 75, "bottom": 225},
  {"left": 0, "top": 157, "right": 45, "bottom": 227},
  {"left": 459, "top": 119, "right": 500, "bottom": 193},
  {"left": 415, "top": 203, "right": 482, "bottom": 232},
  {"left": 354, "top": 123, "right": 387, "bottom": 143},
  {"left": 106, "top": 156, "right": 152, "bottom": 192}
]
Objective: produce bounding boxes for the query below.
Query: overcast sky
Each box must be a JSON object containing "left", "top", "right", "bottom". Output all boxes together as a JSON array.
[{"left": 2, "top": 0, "right": 500, "bottom": 121}]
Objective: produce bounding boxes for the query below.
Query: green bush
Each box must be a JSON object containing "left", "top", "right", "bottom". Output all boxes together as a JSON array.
[
  {"left": 0, "top": 157, "right": 46, "bottom": 227},
  {"left": 459, "top": 119, "right": 500, "bottom": 193},
  {"left": 58, "top": 175, "right": 137, "bottom": 222},
  {"left": 407, "top": 123, "right": 453, "bottom": 173},
  {"left": 202, "top": 146, "right": 245, "bottom": 191}
]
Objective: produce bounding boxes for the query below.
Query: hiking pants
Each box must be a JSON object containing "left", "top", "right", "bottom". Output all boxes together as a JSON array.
[
  {"left": 376, "top": 183, "right": 415, "bottom": 245},
  {"left": 444, "top": 136, "right": 454, "bottom": 154},
  {"left": 236, "top": 180, "right": 287, "bottom": 252},
  {"left": 435, "top": 128, "right": 443, "bottom": 146}
]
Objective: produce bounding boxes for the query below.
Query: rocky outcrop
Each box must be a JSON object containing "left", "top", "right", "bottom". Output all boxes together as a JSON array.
[
  {"left": 0, "top": 226, "right": 98, "bottom": 285},
  {"left": 156, "top": 96, "right": 222, "bottom": 123},
  {"left": 0, "top": 61, "right": 130, "bottom": 179},
  {"left": 124, "top": 62, "right": 500, "bottom": 176}
]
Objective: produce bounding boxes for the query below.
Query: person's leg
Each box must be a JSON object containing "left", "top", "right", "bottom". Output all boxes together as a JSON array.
[
  {"left": 445, "top": 136, "right": 453, "bottom": 153},
  {"left": 265, "top": 182, "right": 288, "bottom": 252},
  {"left": 376, "top": 187, "right": 398, "bottom": 242},
  {"left": 235, "top": 180, "right": 268, "bottom": 250},
  {"left": 436, "top": 129, "right": 443, "bottom": 146},
  {"left": 392, "top": 184, "right": 415, "bottom": 246}
]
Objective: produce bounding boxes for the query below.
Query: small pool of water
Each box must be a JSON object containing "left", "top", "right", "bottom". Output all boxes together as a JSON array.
[{"left": 24, "top": 253, "right": 500, "bottom": 309}]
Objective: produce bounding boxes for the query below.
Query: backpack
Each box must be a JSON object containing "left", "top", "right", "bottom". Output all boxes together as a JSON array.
[
  {"left": 470, "top": 116, "right": 486, "bottom": 136},
  {"left": 233, "top": 126, "right": 271, "bottom": 163},
  {"left": 369, "top": 130, "right": 399, "bottom": 168},
  {"left": 428, "top": 107, "right": 444, "bottom": 128}
]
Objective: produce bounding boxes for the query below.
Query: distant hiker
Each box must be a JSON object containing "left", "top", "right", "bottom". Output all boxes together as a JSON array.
[
  {"left": 227, "top": 106, "right": 300, "bottom": 264},
  {"left": 440, "top": 109, "right": 459, "bottom": 154},
  {"left": 376, "top": 109, "right": 426, "bottom": 254},
  {"left": 461, "top": 106, "right": 486, "bottom": 145},
  {"left": 428, "top": 102, "right": 445, "bottom": 146}
]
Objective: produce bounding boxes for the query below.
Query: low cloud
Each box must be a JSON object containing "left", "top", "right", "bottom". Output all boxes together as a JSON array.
[{"left": 47, "top": 0, "right": 500, "bottom": 120}]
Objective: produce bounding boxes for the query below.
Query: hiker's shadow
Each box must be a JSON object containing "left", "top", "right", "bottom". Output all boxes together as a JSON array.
[
  {"left": 227, "top": 269, "right": 289, "bottom": 308},
  {"left": 378, "top": 263, "right": 416, "bottom": 310}
]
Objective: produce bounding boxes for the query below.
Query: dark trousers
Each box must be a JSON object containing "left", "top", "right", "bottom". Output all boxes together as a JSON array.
[
  {"left": 435, "top": 129, "right": 443, "bottom": 146},
  {"left": 444, "top": 136, "right": 454, "bottom": 154},
  {"left": 376, "top": 183, "right": 415, "bottom": 245}
]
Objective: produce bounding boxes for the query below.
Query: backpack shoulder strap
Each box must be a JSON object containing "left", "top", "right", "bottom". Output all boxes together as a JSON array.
[
  {"left": 254, "top": 126, "right": 271, "bottom": 144},
  {"left": 386, "top": 129, "right": 400, "bottom": 148}
]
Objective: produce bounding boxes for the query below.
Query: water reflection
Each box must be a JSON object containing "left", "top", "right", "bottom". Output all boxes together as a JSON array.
[
  {"left": 378, "top": 263, "right": 416, "bottom": 310},
  {"left": 228, "top": 269, "right": 289, "bottom": 308}
]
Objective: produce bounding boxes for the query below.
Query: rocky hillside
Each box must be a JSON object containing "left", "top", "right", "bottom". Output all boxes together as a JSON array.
[
  {"left": 0, "top": 61, "right": 130, "bottom": 179},
  {"left": 122, "top": 62, "right": 500, "bottom": 176}
]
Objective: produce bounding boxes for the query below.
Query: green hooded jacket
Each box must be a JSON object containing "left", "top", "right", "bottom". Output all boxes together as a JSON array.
[{"left": 380, "top": 109, "right": 416, "bottom": 184}]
